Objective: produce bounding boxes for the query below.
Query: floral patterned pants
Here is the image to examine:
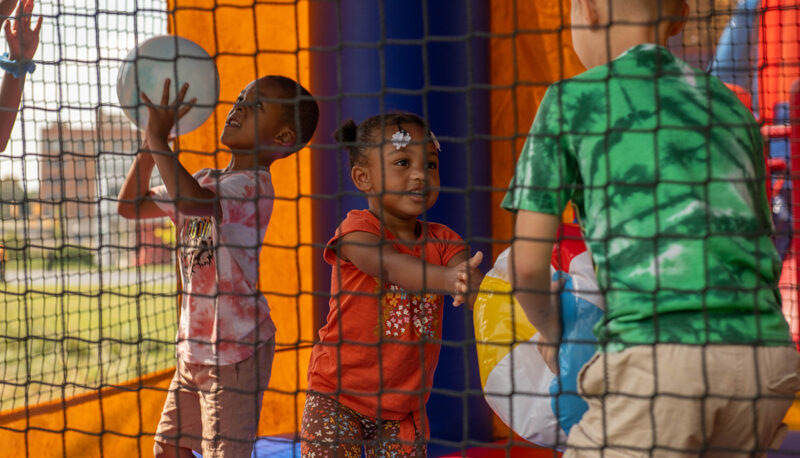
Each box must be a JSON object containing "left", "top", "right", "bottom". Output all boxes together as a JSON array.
[{"left": 300, "top": 392, "right": 424, "bottom": 457}]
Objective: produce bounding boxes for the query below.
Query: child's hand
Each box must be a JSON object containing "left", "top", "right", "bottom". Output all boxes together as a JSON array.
[
  {"left": 452, "top": 251, "right": 484, "bottom": 308},
  {"left": 536, "top": 278, "right": 565, "bottom": 374},
  {"left": 140, "top": 78, "right": 197, "bottom": 147},
  {"left": 5, "top": 0, "right": 42, "bottom": 62},
  {"left": 537, "top": 332, "right": 559, "bottom": 375}
]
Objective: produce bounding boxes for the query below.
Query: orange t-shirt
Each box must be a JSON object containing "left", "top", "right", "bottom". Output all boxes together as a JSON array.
[{"left": 307, "top": 209, "right": 466, "bottom": 422}]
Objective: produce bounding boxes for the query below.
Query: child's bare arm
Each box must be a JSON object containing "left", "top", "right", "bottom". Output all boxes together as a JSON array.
[
  {"left": 141, "top": 79, "right": 217, "bottom": 218},
  {"left": 510, "top": 210, "right": 562, "bottom": 372},
  {"left": 0, "top": 0, "right": 41, "bottom": 151},
  {"left": 117, "top": 143, "right": 167, "bottom": 220},
  {"left": 338, "top": 231, "right": 482, "bottom": 300},
  {"left": 0, "top": 72, "right": 25, "bottom": 151}
]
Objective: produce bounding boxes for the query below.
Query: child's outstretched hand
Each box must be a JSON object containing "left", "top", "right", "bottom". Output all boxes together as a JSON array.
[
  {"left": 5, "top": 0, "right": 43, "bottom": 62},
  {"left": 140, "top": 78, "right": 197, "bottom": 148},
  {"left": 452, "top": 251, "right": 484, "bottom": 308}
]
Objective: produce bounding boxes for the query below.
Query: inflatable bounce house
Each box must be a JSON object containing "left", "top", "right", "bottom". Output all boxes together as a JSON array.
[{"left": 1, "top": 0, "right": 799, "bottom": 457}]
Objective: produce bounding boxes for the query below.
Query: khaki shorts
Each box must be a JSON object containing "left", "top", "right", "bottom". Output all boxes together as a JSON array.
[
  {"left": 155, "top": 340, "right": 275, "bottom": 458},
  {"left": 565, "top": 344, "right": 800, "bottom": 458}
]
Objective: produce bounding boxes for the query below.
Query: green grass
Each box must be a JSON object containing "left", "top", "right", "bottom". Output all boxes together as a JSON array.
[
  {"left": 0, "top": 282, "right": 178, "bottom": 412},
  {"left": 5, "top": 259, "right": 175, "bottom": 274}
]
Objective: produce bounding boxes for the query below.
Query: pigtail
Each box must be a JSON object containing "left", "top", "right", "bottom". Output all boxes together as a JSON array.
[
  {"left": 334, "top": 119, "right": 363, "bottom": 169},
  {"left": 334, "top": 119, "right": 358, "bottom": 145}
]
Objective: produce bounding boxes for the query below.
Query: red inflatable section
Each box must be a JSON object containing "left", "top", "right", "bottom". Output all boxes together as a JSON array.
[
  {"left": 551, "top": 223, "right": 588, "bottom": 273},
  {"left": 759, "top": 0, "right": 800, "bottom": 123},
  {"left": 784, "top": 81, "right": 800, "bottom": 350}
]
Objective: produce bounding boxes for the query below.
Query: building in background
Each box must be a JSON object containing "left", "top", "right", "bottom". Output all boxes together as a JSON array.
[{"left": 37, "top": 110, "right": 172, "bottom": 267}]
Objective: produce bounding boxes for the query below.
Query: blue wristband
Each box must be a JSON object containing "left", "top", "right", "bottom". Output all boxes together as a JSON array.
[{"left": 0, "top": 52, "right": 34, "bottom": 78}]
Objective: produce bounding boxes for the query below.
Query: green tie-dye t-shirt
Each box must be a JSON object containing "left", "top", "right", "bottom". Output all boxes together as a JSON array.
[{"left": 502, "top": 44, "right": 791, "bottom": 352}]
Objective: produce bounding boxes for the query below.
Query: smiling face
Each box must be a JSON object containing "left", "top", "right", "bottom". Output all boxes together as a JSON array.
[
  {"left": 353, "top": 123, "right": 440, "bottom": 221},
  {"left": 220, "top": 77, "right": 295, "bottom": 161}
]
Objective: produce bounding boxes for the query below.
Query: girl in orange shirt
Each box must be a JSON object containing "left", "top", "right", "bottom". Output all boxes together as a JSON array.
[{"left": 301, "top": 112, "right": 483, "bottom": 457}]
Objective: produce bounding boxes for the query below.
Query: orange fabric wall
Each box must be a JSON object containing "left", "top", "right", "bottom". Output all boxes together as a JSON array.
[
  {"left": 489, "top": 0, "right": 585, "bottom": 258},
  {"left": 0, "top": 369, "right": 174, "bottom": 458},
  {"left": 165, "top": 0, "right": 315, "bottom": 437}
]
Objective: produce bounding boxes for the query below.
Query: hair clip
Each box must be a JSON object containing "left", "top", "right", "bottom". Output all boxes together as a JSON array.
[
  {"left": 391, "top": 128, "right": 411, "bottom": 150},
  {"left": 430, "top": 131, "right": 441, "bottom": 152}
]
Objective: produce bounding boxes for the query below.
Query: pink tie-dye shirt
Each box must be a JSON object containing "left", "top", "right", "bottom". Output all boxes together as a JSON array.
[{"left": 152, "top": 168, "right": 276, "bottom": 366}]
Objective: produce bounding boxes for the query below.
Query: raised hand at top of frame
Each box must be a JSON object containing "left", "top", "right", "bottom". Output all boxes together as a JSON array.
[{"left": 5, "top": 0, "right": 43, "bottom": 62}]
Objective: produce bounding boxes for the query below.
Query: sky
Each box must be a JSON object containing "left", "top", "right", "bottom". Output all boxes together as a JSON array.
[{"left": 0, "top": 0, "right": 167, "bottom": 191}]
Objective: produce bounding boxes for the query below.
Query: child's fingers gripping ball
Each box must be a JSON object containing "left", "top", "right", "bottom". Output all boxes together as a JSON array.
[
  {"left": 116, "top": 35, "right": 220, "bottom": 137},
  {"left": 473, "top": 223, "right": 605, "bottom": 449},
  {"left": 140, "top": 80, "right": 199, "bottom": 143}
]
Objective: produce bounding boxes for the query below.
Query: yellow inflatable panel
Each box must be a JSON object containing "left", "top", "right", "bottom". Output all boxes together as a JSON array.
[{"left": 474, "top": 276, "right": 536, "bottom": 387}]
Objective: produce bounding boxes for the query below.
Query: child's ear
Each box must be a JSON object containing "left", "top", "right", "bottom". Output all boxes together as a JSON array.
[
  {"left": 575, "top": 0, "right": 600, "bottom": 26},
  {"left": 274, "top": 127, "right": 296, "bottom": 147},
  {"left": 666, "top": 1, "right": 689, "bottom": 38},
  {"left": 351, "top": 165, "right": 372, "bottom": 192}
]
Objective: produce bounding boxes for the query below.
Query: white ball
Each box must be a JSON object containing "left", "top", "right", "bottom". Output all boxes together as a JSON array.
[{"left": 116, "top": 35, "right": 220, "bottom": 136}]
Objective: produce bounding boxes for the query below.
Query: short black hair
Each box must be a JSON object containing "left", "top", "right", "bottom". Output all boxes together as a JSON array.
[
  {"left": 265, "top": 75, "right": 319, "bottom": 152},
  {"left": 334, "top": 112, "right": 431, "bottom": 169}
]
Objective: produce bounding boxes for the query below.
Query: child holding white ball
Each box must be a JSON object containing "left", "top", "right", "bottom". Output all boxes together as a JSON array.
[{"left": 117, "top": 74, "right": 318, "bottom": 458}]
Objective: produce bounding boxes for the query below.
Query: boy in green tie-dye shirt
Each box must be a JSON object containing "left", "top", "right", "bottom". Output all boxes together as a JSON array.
[{"left": 502, "top": 0, "right": 800, "bottom": 455}]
